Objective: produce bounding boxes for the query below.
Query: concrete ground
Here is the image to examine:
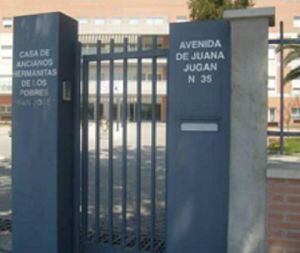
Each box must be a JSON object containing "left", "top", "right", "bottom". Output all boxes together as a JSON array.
[
  {"left": 0, "top": 126, "right": 11, "bottom": 162},
  {"left": 0, "top": 122, "right": 167, "bottom": 252},
  {"left": 0, "top": 126, "right": 12, "bottom": 218},
  {"left": 4, "top": 122, "right": 298, "bottom": 252},
  {"left": 86, "top": 122, "right": 167, "bottom": 248},
  {"left": 0, "top": 126, "right": 12, "bottom": 252}
]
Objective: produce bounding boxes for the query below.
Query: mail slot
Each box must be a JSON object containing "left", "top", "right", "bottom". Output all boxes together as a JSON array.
[{"left": 180, "top": 121, "right": 219, "bottom": 132}]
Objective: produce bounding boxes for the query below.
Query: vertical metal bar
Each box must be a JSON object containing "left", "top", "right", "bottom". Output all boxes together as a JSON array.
[
  {"left": 135, "top": 36, "right": 142, "bottom": 250},
  {"left": 150, "top": 36, "right": 158, "bottom": 252},
  {"left": 280, "top": 21, "right": 284, "bottom": 155},
  {"left": 95, "top": 40, "right": 101, "bottom": 239},
  {"left": 73, "top": 42, "right": 81, "bottom": 253},
  {"left": 82, "top": 59, "right": 89, "bottom": 240},
  {"left": 108, "top": 39, "right": 115, "bottom": 244},
  {"left": 164, "top": 55, "right": 169, "bottom": 250},
  {"left": 121, "top": 38, "right": 128, "bottom": 247}
]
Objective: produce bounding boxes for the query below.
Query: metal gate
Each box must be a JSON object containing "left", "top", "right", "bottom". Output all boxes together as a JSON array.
[{"left": 77, "top": 36, "right": 169, "bottom": 253}]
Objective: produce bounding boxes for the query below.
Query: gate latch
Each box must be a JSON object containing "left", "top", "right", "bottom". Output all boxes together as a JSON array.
[{"left": 62, "top": 80, "right": 72, "bottom": 102}]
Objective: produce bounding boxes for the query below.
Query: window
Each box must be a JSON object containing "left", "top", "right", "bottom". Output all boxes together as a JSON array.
[
  {"left": 1, "top": 45, "right": 12, "bottom": 50},
  {"left": 268, "top": 76, "right": 276, "bottom": 91},
  {"left": 294, "top": 16, "right": 300, "bottom": 28},
  {"left": 268, "top": 108, "right": 276, "bottom": 122},
  {"left": 141, "top": 104, "right": 161, "bottom": 121},
  {"left": 129, "top": 104, "right": 162, "bottom": 121},
  {"left": 6, "top": 105, "right": 11, "bottom": 113},
  {"left": 142, "top": 73, "right": 163, "bottom": 81},
  {"left": 1, "top": 44, "right": 12, "bottom": 59},
  {"left": 128, "top": 70, "right": 137, "bottom": 80},
  {"left": 94, "top": 19, "right": 105, "bottom": 25},
  {"left": 142, "top": 36, "right": 154, "bottom": 49},
  {"left": 114, "top": 44, "right": 123, "bottom": 53},
  {"left": 176, "top": 16, "right": 188, "bottom": 23},
  {"left": 2, "top": 18, "right": 12, "bottom": 28},
  {"left": 146, "top": 17, "right": 165, "bottom": 25},
  {"left": 129, "top": 18, "right": 139, "bottom": 25},
  {"left": 129, "top": 44, "right": 137, "bottom": 51},
  {"left": 81, "top": 44, "right": 96, "bottom": 55},
  {"left": 78, "top": 18, "right": 89, "bottom": 25},
  {"left": 115, "top": 70, "right": 123, "bottom": 81},
  {"left": 292, "top": 79, "right": 300, "bottom": 95},
  {"left": 0, "top": 105, "right": 11, "bottom": 114},
  {"left": 292, "top": 108, "right": 300, "bottom": 120},
  {"left": 111, "top": 18, "right": 121, "bottom": 25},
  {"left": 268, "top": 45, "right": 276, "bottom": 60},
  {"left": 268, "top": 55, "right": 276, "bottom": 74},
  {"left": 0, "top": 77, "right": 12, "bottom": 92}
]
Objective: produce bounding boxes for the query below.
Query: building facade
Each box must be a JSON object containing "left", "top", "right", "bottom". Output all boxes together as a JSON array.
[
  {"left": 0, "top": 0, "right": 189, "bottom": 122},
  {"left": 0, "top": 0, "right": 300, "bottom": 126},
  {"left": 256, "top": 0, "right": 300, "bottom": 129}
]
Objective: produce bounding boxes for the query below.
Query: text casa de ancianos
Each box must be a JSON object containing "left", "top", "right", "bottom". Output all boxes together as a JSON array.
[
  {"left": 14, "top": 48, "right": 58, "bottom": 107},
  {"left": 176, "top": 39, "right": 225, "bottom": 84}
]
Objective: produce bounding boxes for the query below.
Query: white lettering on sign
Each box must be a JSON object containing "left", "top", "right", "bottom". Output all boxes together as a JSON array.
[
  {"left": 179, "top": 39, "right": 222, "bottom": 49},
  {"left": 14, "top": 48, "right": 57, "bottom": 107},
  {"left": 176, "top": 39, "right": 226, "bottom": 85}
]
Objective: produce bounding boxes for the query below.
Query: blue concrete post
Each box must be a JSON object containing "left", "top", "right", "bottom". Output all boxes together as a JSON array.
[
  {"left": 167, "top": 20, "right": 231, "bottom": 253},
  {"left": 12, "top": 13, "right": 78, "bottom": 253}
]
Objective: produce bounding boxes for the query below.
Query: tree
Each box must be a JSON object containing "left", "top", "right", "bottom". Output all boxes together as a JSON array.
[
  {"left": 188, "top": 0, "right": 253, "bottom": 20},
  {"left": 279, "top": 45, "right": 300, "bottom": 83}
]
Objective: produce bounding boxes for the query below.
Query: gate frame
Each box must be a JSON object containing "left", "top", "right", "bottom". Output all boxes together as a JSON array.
[{"left": 75, "top": 36, "right": 169, "bottom": 253}]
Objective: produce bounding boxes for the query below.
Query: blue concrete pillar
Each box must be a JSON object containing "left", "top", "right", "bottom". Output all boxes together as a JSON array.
[
  {"left": 167, "top": 20, "right": 231, "bottom": 253},
  {"left": 12, "top": 13, "right": 78, "bottom": 253}
]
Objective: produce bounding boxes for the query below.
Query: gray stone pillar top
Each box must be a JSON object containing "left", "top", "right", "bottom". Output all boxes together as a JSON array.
[{"left": 223, "top": 7, "right": 275, "bottom": 27}]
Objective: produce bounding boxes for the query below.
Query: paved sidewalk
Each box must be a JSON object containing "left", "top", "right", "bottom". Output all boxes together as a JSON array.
[
  {"left": 0, "top": 122, "right": 167, "bottom": 252},
  {"left": 0, "top": 160, "right": 11, "bottom": 219},
  {"left": 0, "top": 230, "right": 11, "bottom": 253}
]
